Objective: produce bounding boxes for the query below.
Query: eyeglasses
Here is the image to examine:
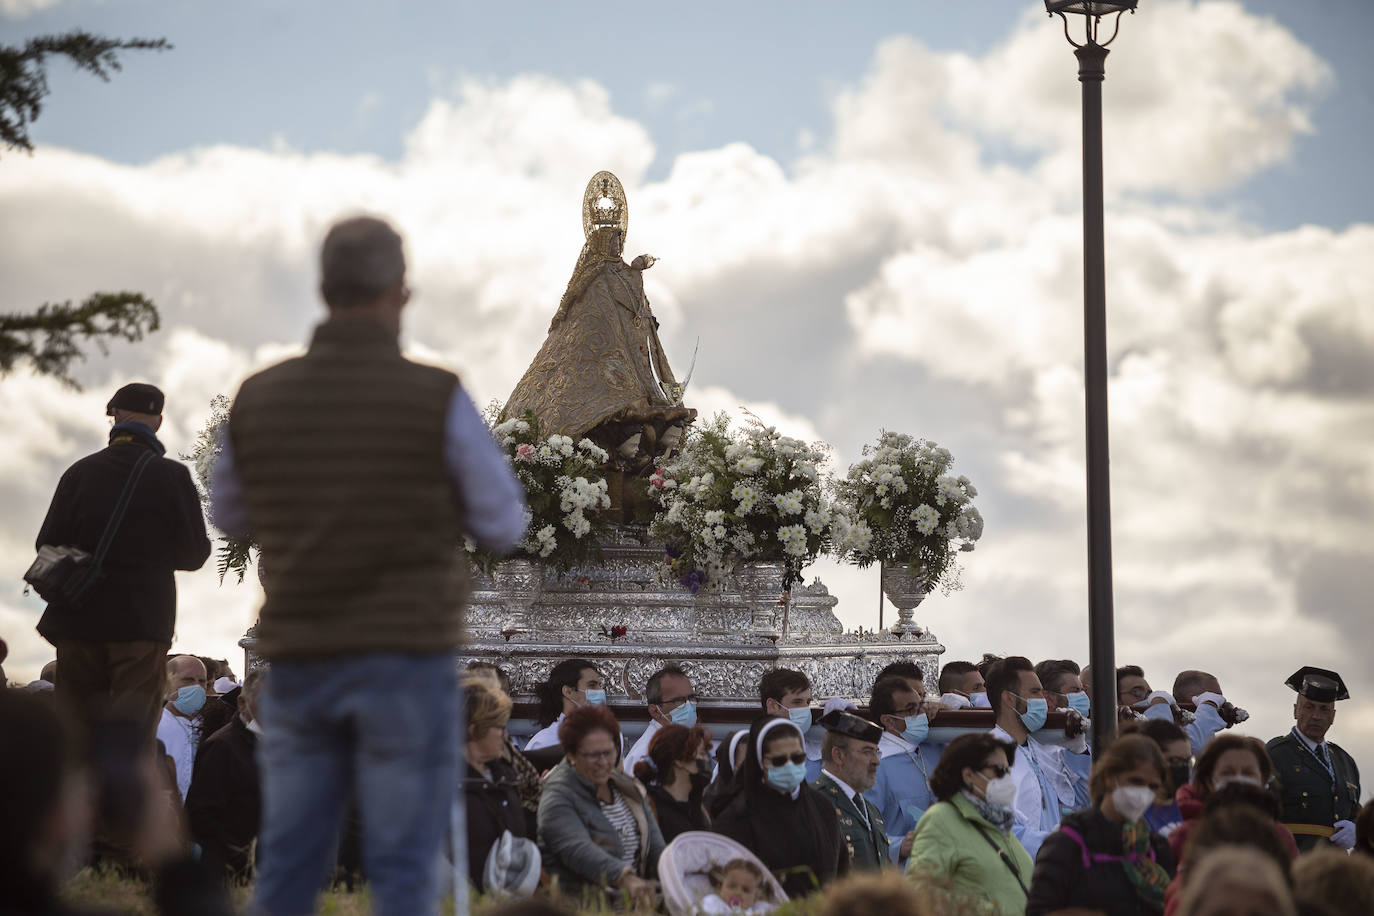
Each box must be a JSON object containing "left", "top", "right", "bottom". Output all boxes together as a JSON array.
[
  {"left": 1121, "top": 685, "right": 1151, "bottom": 701},
  {"left": 980, "top": 764, "right": 1011, "bottom": 779},
  {"left": 766, "top": 752, "right": 808, "bottom": 768},
  {"left": 576, "top": 749, "right": 616, "bottom": 762},
  {"left": 661, "top": 693, "right": 700, "bottom": 707}
]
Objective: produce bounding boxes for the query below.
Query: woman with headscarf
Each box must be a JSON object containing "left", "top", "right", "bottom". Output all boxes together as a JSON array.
[
  {"left": 704, "top": 730, "right": 749, "bottom": 819},
  {"left": 632, "top": 723, "right": 712, "bottom": 844},
  {"left": 1026, "top": 734, "right": 1176, "bottom": 916},
  {"left": 710, "top": 715, "right": 847, "bottom": 899}
]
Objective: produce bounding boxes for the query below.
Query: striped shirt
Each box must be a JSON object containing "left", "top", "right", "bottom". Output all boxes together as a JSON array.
[{"left": 599, "top": 788, "right": 640, "bottom": 870}]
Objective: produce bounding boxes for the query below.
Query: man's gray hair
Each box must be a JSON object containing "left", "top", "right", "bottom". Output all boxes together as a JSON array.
[
  {"left": 320, "top": 215, "right": 405, "bottom": 308},
  {"left": 241, "top": 666, "right": 266, "bottom": 703}
]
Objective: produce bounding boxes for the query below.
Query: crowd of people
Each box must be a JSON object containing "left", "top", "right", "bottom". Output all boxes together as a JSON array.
[{"left": 8, "top": 214, "right": 1373, "bottom": 915}]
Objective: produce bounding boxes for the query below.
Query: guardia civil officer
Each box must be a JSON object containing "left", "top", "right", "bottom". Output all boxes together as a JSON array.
[
  {"left": 812, "top": 710, "right": 891, "bottom": 871},
  {"left": 1267, "top": 667, "right": 1362, "bottom": 852}
]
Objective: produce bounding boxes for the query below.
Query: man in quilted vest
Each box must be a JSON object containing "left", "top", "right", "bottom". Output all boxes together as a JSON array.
[{"left": 213, "top": 215, "right": 525, "bottom": 916}]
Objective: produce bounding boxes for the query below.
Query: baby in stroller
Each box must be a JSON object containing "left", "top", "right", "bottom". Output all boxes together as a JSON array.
[
  {"left": 699, "top": 858, "right": 775, "bottom": 915},
  {"left": 658, "top": 831, "right": 784, "bottom": 916}
]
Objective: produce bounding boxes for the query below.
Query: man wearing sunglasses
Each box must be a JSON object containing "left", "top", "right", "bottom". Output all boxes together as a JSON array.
[{"left": 623, "top": 664, "right": 701, "bottom": 775}]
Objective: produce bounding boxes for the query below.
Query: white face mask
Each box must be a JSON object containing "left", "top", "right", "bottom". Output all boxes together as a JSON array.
[
  {"left": 983, "top": 774, "right": 1018, "bottom": 808},
  {"left": 1112, "top": 785, "right": 1156, "bottom": 823}
]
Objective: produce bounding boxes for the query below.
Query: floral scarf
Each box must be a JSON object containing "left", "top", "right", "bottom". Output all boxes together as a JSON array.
[
  {"left": 1121, "top": 818, "right": 1169, "bottom": 910},
  {"left": 961, "top": 789, "right": 1016, "bottom": 834}
]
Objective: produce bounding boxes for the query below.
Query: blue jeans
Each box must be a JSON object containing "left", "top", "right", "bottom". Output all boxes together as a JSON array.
[{"left": 252, "top": 652, "right": 459, "bottom": 916}]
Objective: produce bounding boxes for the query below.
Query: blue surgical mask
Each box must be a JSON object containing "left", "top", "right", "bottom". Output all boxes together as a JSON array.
[
  {"left": 670, "top": 700, "right": 697, "bottom": 727},
  {"left": 172, "top": 685, "right": 206, "bottom": 716},
  {"left": 901, "top": 713, "right": 930, "bottom": 747},
  {"left": 970, "top": 692, "right": 990, "bottom": 709},
  {"left": 765, "top": 761, "right": 807, "bottom": 794},
  {"left": 1019, "top": 696, "right": 1049, "bottom": 732},
  {"left": 583, "top": 689, "right": 607, "bottom": 706},
  {"left": 787, "top": 706, "right": 812, "bottom": 732},
  {"left": 1065, "top": 692, "right": 1091, "bottom": 718}
]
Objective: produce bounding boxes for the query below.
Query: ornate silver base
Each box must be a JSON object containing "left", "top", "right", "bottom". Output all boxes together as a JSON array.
[{"left": 240, "top": 526, "right": 945, "bottom": 702}]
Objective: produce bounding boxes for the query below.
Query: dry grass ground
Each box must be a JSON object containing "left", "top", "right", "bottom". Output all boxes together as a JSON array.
[{"left": 60, "top": 868, "right": 828, "bottom": 915}]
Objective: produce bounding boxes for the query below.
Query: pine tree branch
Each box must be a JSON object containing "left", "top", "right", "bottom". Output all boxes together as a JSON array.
[
  {"left": 1, "top": 31, "right": 171, "bottom": 154},
  {"left": 0, "top": 292, "right": 160, "bottom": 388}
]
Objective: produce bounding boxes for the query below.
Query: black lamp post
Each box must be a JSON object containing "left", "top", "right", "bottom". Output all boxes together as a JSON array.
[{"left": 1045, "top": 0, "right": 1135, "bottom": 752}]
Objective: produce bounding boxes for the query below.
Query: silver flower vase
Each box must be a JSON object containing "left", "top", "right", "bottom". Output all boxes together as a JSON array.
[
  {"left": 880, "top": 561, "right": 929, "bottom": 637},
  {"left": 494, "top": 558, "right": 543, "bottom": 632},
  {"left": 735, "top": 559, "right": 786, "bottom": 639}
]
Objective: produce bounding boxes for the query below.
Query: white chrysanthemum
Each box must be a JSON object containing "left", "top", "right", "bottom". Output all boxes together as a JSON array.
[
  {"left": 912, "top": 504, "right": 940, "bottom": 536},
  {"left": 733, "top": 455, "right": 764, "bottom": 475},
  {"left": 804, "top": 507, "right": 829, "bottom": 534},
  {"left": 773, "top": 490, "right": 804, "bottom": 516},
  {"left": 777, "top": 523, "right": 809, "bottom": 557},
  {"left": 703, "top": 509, "right": 726, "bottom": 526}
]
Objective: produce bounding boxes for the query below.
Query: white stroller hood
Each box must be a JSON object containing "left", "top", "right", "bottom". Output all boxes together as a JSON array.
[{"left": 659, "top": 831, "right": 788, "bottom": 916}]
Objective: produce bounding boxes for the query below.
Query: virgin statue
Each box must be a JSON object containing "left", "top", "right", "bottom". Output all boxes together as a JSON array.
[{"left": 505, "top": 171, "right": 695, "bottom": 483}]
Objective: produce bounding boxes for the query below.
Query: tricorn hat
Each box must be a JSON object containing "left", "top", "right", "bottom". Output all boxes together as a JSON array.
[
  {"left": 818, "top": 709, "right": 882, "bottom": 745},
  {"left": 106, "top": 382, "right": 164, "bottom": 416},
  {"left": 1284, "top": 666, "right": 1349, "bottom": 703}
]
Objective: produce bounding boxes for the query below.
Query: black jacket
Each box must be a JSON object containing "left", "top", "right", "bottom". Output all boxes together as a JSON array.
[
  {"left": 1026, "top": 807, "right": 1174, "bottom": 916},
  {"left": 464, "top": 758, "right": 530, "bottom": 892},
  {"left": 646, "top": 782, "right": 709, "bottom": 844},
  {"left": 35, "top": 431, "right": 211, "bottom": 644},
  {"left": 712, "top": 782, "right": 848, "bottom": 899},
  {"left": 185, "top": 715, "right": 260, "bottom": 881},
  {"left": 1267, "top": 731, "right": 1362, "bottom": 851}
]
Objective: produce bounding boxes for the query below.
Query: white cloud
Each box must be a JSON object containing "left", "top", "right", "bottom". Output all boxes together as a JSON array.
[
  {"left": 0, "top": 0, "right": 61, "bottom": 17},
  {"left": 2, "top": 1, "right": 1370, "bottom": 789}
]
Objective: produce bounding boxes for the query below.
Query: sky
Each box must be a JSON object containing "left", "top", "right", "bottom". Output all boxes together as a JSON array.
[{"left": 1, "top": 0, "right": 1371, "bottom": 795}]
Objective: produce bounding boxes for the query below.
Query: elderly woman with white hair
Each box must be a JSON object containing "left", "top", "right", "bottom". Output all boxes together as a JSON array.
[{"left": 710, "top": 715, "right": 848, "bottom": 899}]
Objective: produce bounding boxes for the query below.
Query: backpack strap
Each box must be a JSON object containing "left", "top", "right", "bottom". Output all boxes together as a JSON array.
[
  {"left": 66, "top": 450, "right": 155, "bottom": 600},
  {"left": 961, "top": 807, "right": 1029, "bottom": 897},
  {"left": 1059, "top": 823, "right": 1158, "bottom": 869}
]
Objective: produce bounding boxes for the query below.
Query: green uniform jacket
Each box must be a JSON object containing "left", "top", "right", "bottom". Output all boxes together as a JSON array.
[
  {"left": 811, "top": 773, "right": 891, "bottom": 871},
  {"left": 906, "top": 794, "right": 1033, "bottom": 916},
  {"left": 1267, "top": 730, "right": 1362, "bottom": 852}
]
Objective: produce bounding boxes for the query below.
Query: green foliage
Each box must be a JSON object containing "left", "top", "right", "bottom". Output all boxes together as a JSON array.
[
  {"left": 1, "top": 30, "right": 170, "bottom": 155},
  {"left": 0, "top": 292, "right": 160, "bottom": 388}
]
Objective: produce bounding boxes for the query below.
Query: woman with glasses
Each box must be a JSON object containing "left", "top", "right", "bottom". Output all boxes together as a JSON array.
[
  {"left": 632, "top": 723, "right": 713, "bottom": 843},
  {"left": 1026, "top": 734, "right": 1175, "bottom": 916},
  {"left": 712, "top": 715, "right": 848, "bottom": 899},
  {"left": 536, "top": 703, "right": 664, "bottom": 906},
  {"left": 905, "top": 732, "right": 1033, "bottom": 915}
]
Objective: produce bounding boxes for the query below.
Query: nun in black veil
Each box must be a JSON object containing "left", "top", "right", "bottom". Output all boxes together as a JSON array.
[{"left": 710, "top": 715, "right": 848, "bottom": 899}]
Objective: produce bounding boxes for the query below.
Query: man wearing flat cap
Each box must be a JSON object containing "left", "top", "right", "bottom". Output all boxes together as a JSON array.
[
  {"left": 34, "top": 382, "right": 211, "bottom": 755},
  {"left": 1267, "top": 666, "right": 1362, "bottom": 851},
  {"left": 812, "top": 710, "right": 892, "bottom": 871}
]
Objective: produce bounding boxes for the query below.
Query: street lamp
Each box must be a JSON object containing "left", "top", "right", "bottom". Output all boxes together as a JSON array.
[{"left": 1045, "top": 0, "right": 1135, "bottom": 752}]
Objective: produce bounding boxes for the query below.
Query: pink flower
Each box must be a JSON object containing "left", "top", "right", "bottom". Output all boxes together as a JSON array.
[
  {"left": 650, "top": 477, "right": 665, "bottom": 489},
  {"left": 515, "top": 444, "right": 534, "bottom": 461}
]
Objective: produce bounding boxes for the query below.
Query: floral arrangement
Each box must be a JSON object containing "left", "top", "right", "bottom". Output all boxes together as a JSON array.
[
  {"left": 183, "top": 395, "right": 257, "bottom": 583},
  {"left": 648, "top": 411, "right": 832, "bottom": 593},
  {"left": 482, "top": 409, "right": 612, "bottom": 573},
  {"left": 830, "top": 430, "right": 983, "bottom": 590}
]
